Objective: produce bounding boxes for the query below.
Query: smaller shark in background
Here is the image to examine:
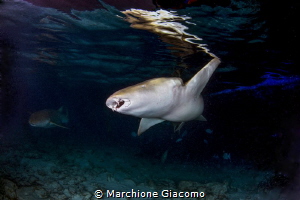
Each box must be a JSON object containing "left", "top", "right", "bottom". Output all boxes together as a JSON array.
[{"left": 29, "top": 107, "right": 69, "bottom": 129}]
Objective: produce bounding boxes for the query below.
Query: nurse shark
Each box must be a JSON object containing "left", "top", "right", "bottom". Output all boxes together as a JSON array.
[
  {"left": 106, "top": 58, "right": 220, "bottom": 135},
  {"left": 29, "top": 107, "right": 69, "bottom": 129}
]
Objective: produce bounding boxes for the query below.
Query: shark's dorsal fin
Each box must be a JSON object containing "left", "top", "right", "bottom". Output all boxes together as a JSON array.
[
  {"left": 138, "top": 118, "right": 165, "bottom": 136},
  {"left": 186, "top": 58, "right": 220, "bottom": 97},
  {"left": 50, "top": 122, "right": 69, "bottom": 129},
  {"left": 57, "top": 106, "right": 69, "bottom": 124}
]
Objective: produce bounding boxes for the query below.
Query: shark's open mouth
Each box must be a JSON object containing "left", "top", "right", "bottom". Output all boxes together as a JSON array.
[
  {"left": 109, "top": 98, "right": 131, "bottom": 111},
  {"left": 116, "top": 100, "right": 125, "bottom": 108}
]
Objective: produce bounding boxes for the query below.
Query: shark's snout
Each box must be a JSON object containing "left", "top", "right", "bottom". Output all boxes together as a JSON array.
[{"left": 106, "top": 97, "right": 117, "bottom": 111}]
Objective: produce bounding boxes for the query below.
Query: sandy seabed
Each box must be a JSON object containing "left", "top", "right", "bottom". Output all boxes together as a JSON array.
[{"left": 0, "top": 137, "right": 290, "bottom": 200}]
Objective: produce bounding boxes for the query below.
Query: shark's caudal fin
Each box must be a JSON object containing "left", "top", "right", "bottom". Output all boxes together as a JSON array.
[
  {"left": 186, "top": 58, "right": 221, "bottom": 97},
  {"left": 58, "top": 106, "right": 69, "bottom": 124},
  {"left": 64, "top": 108, "right": 69, "bottom": 124},
  {"left": 138, "top": 118, "right": 165, "bottom": 136}
]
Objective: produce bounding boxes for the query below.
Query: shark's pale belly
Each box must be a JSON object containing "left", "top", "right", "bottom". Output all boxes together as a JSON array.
[{"left": 160, "top": 96, "right": 204, "bottom": 122}]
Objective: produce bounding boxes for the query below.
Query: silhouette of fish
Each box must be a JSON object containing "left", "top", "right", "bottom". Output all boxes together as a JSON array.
[{"left": 29, "top": 106, "right": 69, "bottom": 129}]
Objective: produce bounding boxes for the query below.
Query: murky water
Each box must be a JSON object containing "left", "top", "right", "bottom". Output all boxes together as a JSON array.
[{"left": 1, "top": 0, "right": 298, "bottom": 199}]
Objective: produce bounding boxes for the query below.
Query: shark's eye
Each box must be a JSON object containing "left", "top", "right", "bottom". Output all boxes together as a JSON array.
[{"left": 117, "top": 100, "right": 125, "bottom": 108}]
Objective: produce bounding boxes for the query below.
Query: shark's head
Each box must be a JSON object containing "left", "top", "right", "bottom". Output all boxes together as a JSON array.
[
  {"left": 29, "top": 113, "right": 50, "bottom": 127},
  {"left": 105, "top": 79, "right": 169, "bottom": 117},
  {"left": 106, "top": 81, "right": 157, "bottom": 114},
  {"left": 106, "top": 78, "right": 185, "bottom": 118}
]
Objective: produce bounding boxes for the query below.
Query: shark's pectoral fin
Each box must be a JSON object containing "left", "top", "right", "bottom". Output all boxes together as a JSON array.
[
  {"left": 50, "top": 122, "right": 69, "bottom": 129},
  {"left": 173, "top": 122, "right": 185, "bottom": 133},
  {"left": 138, "top": 118, "right": 165, "bottom": 136},
  {"left": 196, "top": 115, "right": 207, "bottom": 121},
  {"left": 186, "top": 58, "right": 221, "bottom": 97}
]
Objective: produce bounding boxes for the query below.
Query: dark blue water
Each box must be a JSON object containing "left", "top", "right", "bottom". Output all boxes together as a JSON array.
[{"left": 1, "top": 0, "right": 298, "bottom": 199}]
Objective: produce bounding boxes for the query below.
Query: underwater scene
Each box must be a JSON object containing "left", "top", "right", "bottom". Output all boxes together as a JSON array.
[{"left": 0, "top": 0, "right": 298, "bottom": 199}]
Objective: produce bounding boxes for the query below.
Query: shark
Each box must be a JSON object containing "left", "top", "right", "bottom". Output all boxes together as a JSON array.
[
  {"left": 106, "top": 58, "right": 220, "bottom": 135},
  {"left": 29, "top": 106, "right": 69, "bottom": 129}
]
